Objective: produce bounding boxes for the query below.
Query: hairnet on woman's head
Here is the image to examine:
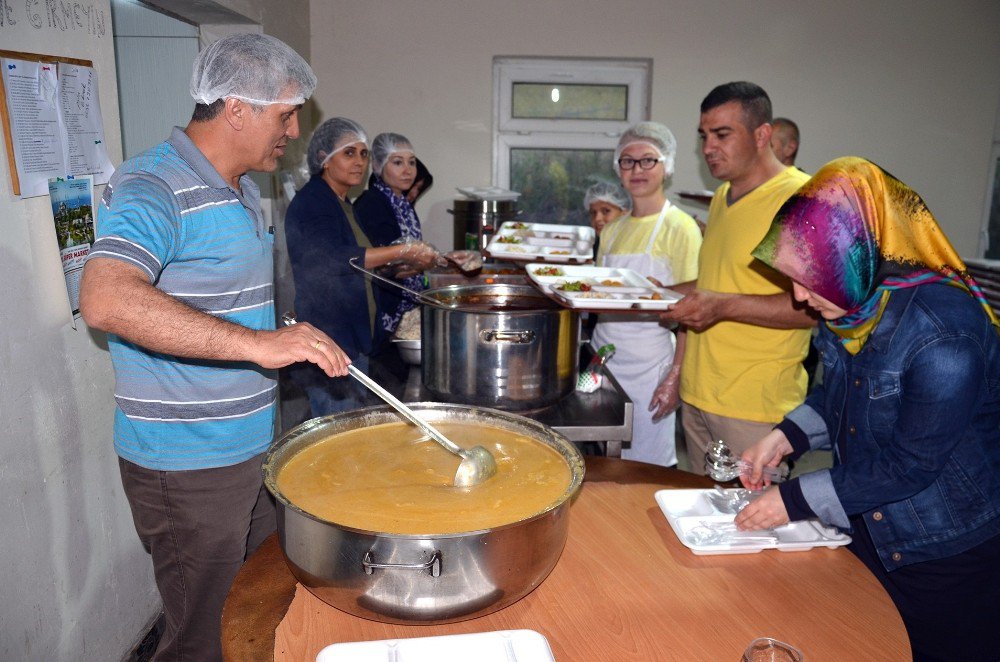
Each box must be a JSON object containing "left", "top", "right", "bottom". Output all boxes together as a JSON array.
[
  {"left": 190, "top": 33, "right": 317, "bottom": 106},
  {"left": 307, "top": 117, "right": 369, "bottom": 175},
  {"left": 613, "top": 121, "right": 678, "bottom": 177},
  {"left": 583, "top": 182, "right": 631, "bottom": 211},
  {"left": 371, "top": 133, "right": 414, "bottom": 175}
]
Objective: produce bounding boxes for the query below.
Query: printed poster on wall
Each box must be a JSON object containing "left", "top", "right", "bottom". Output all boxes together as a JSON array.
[
  {"left": 48, "top": 175, "right": 95, "bottom": 318},
  {"left": 1, "top": 57, "right": 114, "bottom": 198}
]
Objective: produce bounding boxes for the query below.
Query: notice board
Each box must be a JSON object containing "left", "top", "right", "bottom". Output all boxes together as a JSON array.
[{"left": 0, "top": 49, "right": 114, "bottom": 198}]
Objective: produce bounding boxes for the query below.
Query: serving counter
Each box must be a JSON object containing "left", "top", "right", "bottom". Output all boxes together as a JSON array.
[{"left": 222, "top": 457, "right": 910, "bottom": 661}]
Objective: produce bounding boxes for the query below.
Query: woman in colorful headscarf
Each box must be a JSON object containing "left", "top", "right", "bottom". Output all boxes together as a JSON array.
[{"left": 735, "top": 157, "right": 1000, "bottom": 661}]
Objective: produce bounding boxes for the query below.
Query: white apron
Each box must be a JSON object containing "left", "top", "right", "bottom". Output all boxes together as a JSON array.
[{"left": 591, "top": 201, "right": 678, "bottom": 466}]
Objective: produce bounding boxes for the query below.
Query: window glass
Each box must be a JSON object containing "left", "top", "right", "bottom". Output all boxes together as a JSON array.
[
  {"left": 511, "top": 83, "right": 628, "bottom": 121},
  {"left": 510, "top": 147, "right": 616, "bottom": 226},
  {"left": 493, "top": 57, "right": 649, "bottom": 228}
]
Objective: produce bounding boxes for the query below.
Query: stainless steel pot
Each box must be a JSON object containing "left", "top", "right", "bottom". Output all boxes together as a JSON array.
[
  {"left": 263, "top": 403, "right": 585, "bottom": 624},
  {"left": 420, "top": 284, "right": 579, "bottom": 410},
  {"left": 449, "top": 198, "right": 519, "bottom": 250}
]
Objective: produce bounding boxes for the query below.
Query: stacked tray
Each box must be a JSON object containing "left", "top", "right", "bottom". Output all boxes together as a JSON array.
[
  {"left": 655, "top": 489, "right": 851, "bottom": 556},
  {"left": 526, "top": 263, "right": 682, "bottom": 310},
  {"left": 484, "top": 222, "right": 595, "bottom": 264},
  {"left": 316, "top": 629, "right": 555, "bottom": 661}
]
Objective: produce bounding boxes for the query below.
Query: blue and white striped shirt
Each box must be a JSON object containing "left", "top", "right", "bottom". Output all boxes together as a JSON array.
[{"left": 89, "top": 127, "right": 277, "bottom": 470}]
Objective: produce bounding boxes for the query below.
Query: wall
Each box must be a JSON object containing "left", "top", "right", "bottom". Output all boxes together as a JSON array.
[
  {"left": 0, "top": 3, "right": 155, "bottom": 659},
  {"left": 309, "top": 0, "right": 1000, "bottom": 257},
  {"left": 0, "top": 0, "right": 309, "bottom": 659}
]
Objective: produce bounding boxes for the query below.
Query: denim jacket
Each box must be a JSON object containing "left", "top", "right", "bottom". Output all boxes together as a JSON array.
[{"left": 783, "top": 282, "right": 1000, "bottom": 571}]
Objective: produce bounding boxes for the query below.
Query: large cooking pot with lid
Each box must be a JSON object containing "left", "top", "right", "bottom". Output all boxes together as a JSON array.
[
  {"left": 420, "top": 284, "right": 579, "bottom": 410},
  {"left": 263, "top": 403, "right": 585, "bottom": 624}
]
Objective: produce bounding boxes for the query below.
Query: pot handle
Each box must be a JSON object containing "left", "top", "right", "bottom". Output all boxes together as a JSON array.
[
  {"left": 362, "top": 550, "right": 442, "bottom": 577},
  {"left": 480, "top": 329, "right": 535, "bottom": 344}
]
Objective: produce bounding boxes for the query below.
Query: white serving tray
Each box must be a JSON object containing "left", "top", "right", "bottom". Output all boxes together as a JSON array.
[
  {"left": 655, "top": 489, "right": 851, "bottom": 556},
  {"left": 316, "top": 629, "right": 554, "bottom": 662},
  {"left": 525, "top": 263, "right": 682, "bottom": 310},
  {"left": 485, "top": 222, "right": 595, "bottom": 264}
]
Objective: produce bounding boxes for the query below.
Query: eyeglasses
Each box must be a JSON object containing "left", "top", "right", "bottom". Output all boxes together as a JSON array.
[{"left": 617, "top": 156, "right": 663, "bottom": 170}]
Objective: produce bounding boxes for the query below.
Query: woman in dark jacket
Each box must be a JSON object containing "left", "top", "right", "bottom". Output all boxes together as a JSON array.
[
  {"left": 284, "top": 118, "right": 438, "bottom": 416},
  {"left": 736, "top": 157, "right": 1000, "bottom": 662}
]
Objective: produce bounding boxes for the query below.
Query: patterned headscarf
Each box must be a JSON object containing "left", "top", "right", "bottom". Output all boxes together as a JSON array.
[{"left": 753, "top": 157, "right": 998, "bottom": 353}]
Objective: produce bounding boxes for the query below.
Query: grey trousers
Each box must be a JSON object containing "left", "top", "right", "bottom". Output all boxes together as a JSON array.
[
  {"left": 681, "top": 402, "right": 776, "bottom": 476},
  {"left": 118, "top": 453, "right": 276, "bottom": 662}
]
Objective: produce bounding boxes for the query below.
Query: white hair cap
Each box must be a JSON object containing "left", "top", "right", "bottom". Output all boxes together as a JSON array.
[
  {"left": 583, "top": 181, "right": 631, "bottom": 211},
  {"left": 190, "top": 33, "right": 317, "bottom": 106},
  {"left": 613, "top": 121, "right": 677, "bottom": 177},
  {"left": 371, "top": 133, "right": 415, "bottom": 176},
  {"left": 307, "top": 117, "right": 369, "bottom": 175}
]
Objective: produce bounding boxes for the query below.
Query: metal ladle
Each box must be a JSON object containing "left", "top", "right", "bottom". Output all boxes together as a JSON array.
[
  {"left": 348, "top": 257, "right": 487, "bottom": 313},
  {"left": 282, "top": 314, "right": 497, "bottom": 487},
  {"left": 348, "top": 257, "right": 446, "bottom": 308},
  {"left": 442, "top": 250, "right": 484, "bottom": 277}
]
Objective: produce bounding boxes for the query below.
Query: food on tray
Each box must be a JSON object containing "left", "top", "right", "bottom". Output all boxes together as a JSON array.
[
  {"left": 552, "top": 234, "right": 573, "bottom": 240},
  {"left": 495, "top": 235, "right": 522, "bottom": 244},
  {"left": 510, "top": 222, "right": 529, "bottom": 230},
  {"left": 550, "top": 250, "right": 570, "bottom": 255},
  {"left": 533, "top": 266, "right": 564, "bottom": 277},
  {"left": 599, "top": 279, "right": 624, "bottom": 287},
  {"left": 639, "top": 292, "right": 664, "bottom": 300},
  {"left": 557, "top": 280, "right": 592, "bottom": 292},
  {"left": 576, "top": 291, "right": 612, "bottom": 299}
]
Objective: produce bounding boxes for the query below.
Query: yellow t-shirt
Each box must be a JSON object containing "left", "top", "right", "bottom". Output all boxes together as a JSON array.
[
  {"left": 680, "top": 167, "right": 812, "bottom": 423},
  {"left": 597, "top": 205, "right": 701, "bottom": 284}
]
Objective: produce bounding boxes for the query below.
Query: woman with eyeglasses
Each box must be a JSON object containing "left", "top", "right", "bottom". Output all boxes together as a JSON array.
[
  {"left": 284, "top": 118, "right": 439, "bottom": 417},
  {"left": 591, "top": 122, "right": 703, "bottom": 467}
]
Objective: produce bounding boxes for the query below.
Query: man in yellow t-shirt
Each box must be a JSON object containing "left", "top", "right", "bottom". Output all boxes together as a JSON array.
[{"left": 661, "top": 82, "right": 816, "bottom": 474}]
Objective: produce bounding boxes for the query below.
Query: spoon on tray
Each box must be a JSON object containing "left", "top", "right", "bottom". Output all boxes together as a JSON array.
[{"left": 282, "top": 314, "right": 498, "bottom": 487}]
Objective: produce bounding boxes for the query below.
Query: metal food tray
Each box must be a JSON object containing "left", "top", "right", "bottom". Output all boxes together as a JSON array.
[
  {"left": 655, "top": 489, "right": 851, "bottom": 556},
  {"left": 484, "top": 222, "right": 594, "bottom": 264},
  {"left": 526, "top": 264, "right": 682, "bottom": 310}
]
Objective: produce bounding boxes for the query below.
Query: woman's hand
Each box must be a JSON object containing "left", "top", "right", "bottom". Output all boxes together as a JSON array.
[
  {"left": 648, "top": 365, "right": 681, "bottom": 420},
  {"left": 734, "top": 487, "right": 789, "bottom": 530},
  {"left": 739, "top": 428, "right": 793, "bottom": 490},
  {"left": 397, "top": 241, "right": 442, "bottom": 271}
]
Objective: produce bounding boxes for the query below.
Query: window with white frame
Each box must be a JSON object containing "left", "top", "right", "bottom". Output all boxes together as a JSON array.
[{"left": 493, "top": 57, "right": 651, "bottom": 226}]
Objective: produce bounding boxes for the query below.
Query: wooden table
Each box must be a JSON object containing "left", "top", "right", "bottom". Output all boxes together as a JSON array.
[{"left": 222, "top": 457, "right": 910, "bottom": 661}]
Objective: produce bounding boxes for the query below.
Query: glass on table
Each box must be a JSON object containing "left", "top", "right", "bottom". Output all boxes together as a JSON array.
[{"left": 742, "top": 637, "right": 804, "bottom": 662}]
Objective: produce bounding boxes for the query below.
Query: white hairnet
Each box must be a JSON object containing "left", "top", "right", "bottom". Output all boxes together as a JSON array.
[
  {"left": 371, "top": 133, "right": 415, "bottom": 175},
  {"left": 583, "top": 182, "right": 631, "bottom": 211},
  {"left": 307, "top": 117, "right": 369, "bottom": 175},
  {"left": 190, "top": 33, "right": 317, "bottom": 106},
  {"left": 613, "top": 121, "right": 677, "bottom": 178}
]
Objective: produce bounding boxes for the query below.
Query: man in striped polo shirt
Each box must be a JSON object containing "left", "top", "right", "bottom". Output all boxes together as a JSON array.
[{"left": 80, "top": 34, "right": 349, "bottom": 661}]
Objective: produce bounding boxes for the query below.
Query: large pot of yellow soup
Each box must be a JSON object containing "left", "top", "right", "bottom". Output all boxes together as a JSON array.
[{"left": 263, "top": 403, "right": 585, "bottom": 624}]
